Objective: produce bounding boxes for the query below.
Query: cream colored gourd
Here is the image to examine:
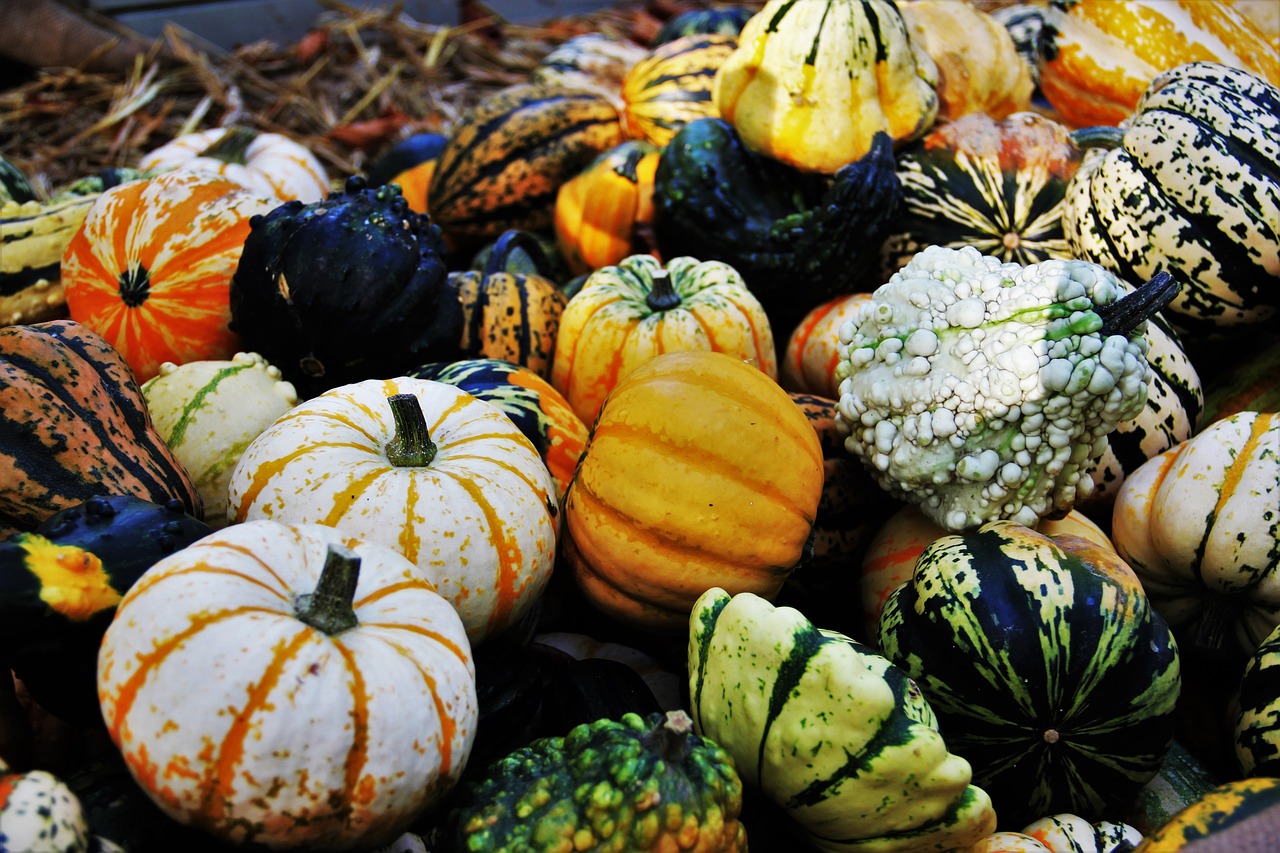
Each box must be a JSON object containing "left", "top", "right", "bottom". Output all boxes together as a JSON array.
[{"left": 139, "top": 127, "right": 330, "bottom": 203}]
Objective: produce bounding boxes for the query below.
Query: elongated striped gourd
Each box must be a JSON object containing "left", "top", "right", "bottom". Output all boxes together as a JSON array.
[
  {"left": 1062, "top": 62, "right": 1280, "bottom": 333},
  {"left": 1234, "top": 621, "right": 1280, "bottom": 777},
  {"left": 688, "top": 588, "right": 997, "bottom": 853},
  {"left": 876, "top": 520, "right": 1181, "bottom": 828},
  {"left": 1132, "top": 778, "right": 1280, "bottom": 852},
  {"left": 227, "top": 377, "right": 558, "bottom": 645}
]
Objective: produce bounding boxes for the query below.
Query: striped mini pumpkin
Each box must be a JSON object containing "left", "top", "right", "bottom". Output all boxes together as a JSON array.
[
  {"left": 227, "top": 377, "right": 559, "bottom": 645},
  {"left": 138, "top": 127, "right": 329, "bottom": 203},
  {"left": 620, "top": 33, "right": 736, "bottom": 147},
  {"left": 60, "top": 171, "right": 280, "bottom": 383},
  {"left": 876, "top": 520, "right": 1181, "bottom": 828},
  {"left": 96, "top": 520, "right": 477, "bottom": 850},
  {"left": 1020, "top": 813, "right": 1144, "bottom": 853},
  {"left": 781, "top": 293, "right": 871, "bottom": 398},
  {"left": 688, "top": 587, "right": 997, "bottom": 853}
]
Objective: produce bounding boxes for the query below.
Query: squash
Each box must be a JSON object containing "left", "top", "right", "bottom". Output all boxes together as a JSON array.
[
  {"left": 900, "top": 0, "right": 1035, "bottom": 122},
  {"left": 620, "top": 33, "right": 736, "bottom": 147},
  {"left": 449, "top": 711, "right": 746, "bottom": 852},
  {"left": 0, "top": 156, "right": 36, "bottom": 205},
  {"left": 881, "top": 111, "right": 1085, "bottom": 277},
  {"left": 553, "top": 140, "right": 661, "bottom": 276},
  {"left": 551, "top": 253, "right": 777, "bottom": 425},
  {"left": 364, "top": 131, "right": 447, "bottom": 215},
  {"left": 528, "top": 33, "right": 648, "bottom": 106},
  {"left": 0, "top": 320, "right": 202, "bottom": 538},
  {"left": 563, "top": 350, "right": 823, "bottom": 632},
  {"left": 229, "top": 177, "right": 458, "bottom": 400},
  {"left": 1132, "top": 777, "right": 1280, "bottom": 852},
  {"left": 688, "top": 587, "right": 997, "bottom": 853},
  {"left": 1110, "top": 411, "right": 1280, "bottom": 658},
  {"left": 1036, "top": 0, "right": 1280, "bottom": 128},
  {"left": 1125, "top": 738, "right": 1229, "bottom": 836},
  {"left": 407, "top": 358, "right": 587, "bottom": 501},
  {"left": 1234, "top": 621, "right": 1280, "bottom": 777},
  {"left": 227, "top": 377, "right": 559, "bottom": 645},
  {"left": 712, "top": 0, "right": 939, "bottom": 173},
  {"left": 60, "top": 170, "right": 280, "bottom": 383},
  {"left": 0, "top": 763, "right": 90, "bottom": 853},
  {"left": 876, "top": 520, "right": 1181, "bottom": 828},
  {"left": 427, "top": 83, "right": 625, "bottom": 249},
  {"left": 1062, "top": 62, "right": 1280, "bottom": 334},
  {"left": 780, "top": 293, "right": 872, "bottom": 398},
  {"left": 651, "top": 6, "right": 755, "bottom": 45},
  {"left": 1020, "top": 814, "right": 1143, "bottom": 853},
  {"left": 445, "top": 229, "right": 569, "bottom": 380},
  {"left": 140, "top": 352, "right": 299, "bottom": 527},
  {"left": 1, "top": 494, "right": 213, "bottom": 723},
  {"left": 96, "top": 520, "right": 478, "bottom": 850},
  {"left": 138, "top": 126, "right": 330, "bottom": 203}
]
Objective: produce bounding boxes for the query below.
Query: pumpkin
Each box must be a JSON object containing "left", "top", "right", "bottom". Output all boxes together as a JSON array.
[
  {"left": 0, "top": 763, "right": 90, "bottom": 853},
  {"left": 407, "top": 358, "right": 588, "bottom": 501},
  {"left": 876, "top": 520, "right": 1181, "bottom": 828},
  {"left": 651, "top": 7, "right": 755, "bottom": 45},
  {"left": 1234, "top": 621, "right": 1280, "bottom": 776},
  {"left": 96, "top": 520, "right": 478, "bottom": 850},
  {"left": 0, "top": 320, "right": 202, "bottom": 538},
  {"left": 1131, "top": 778, "right": 1280, "bottom": 852},
  {"left": 528, "top": 33, "right": 648, "bottom": 106},
  {"left": 1062, "top": 62, "right": 1280, "bottom": 334},
  {"left": 688, "top": 587, "right": 998, "bottom": 853},
  {"left": 60, "top": 170, "right": 280, "bottom": 383},
  {"left": 780, "top": 293, "right": 872, "bottom": 399},
  {"left": 426, "top": 83, "right": 625, "bottom": 249},
  {"left": 553, "top": 140, "right": 661, "bottom": 276},
  {"left": 227, "top": 377, "right": 559, "bottom": 645},
  {"left": 881, "top": 111, "right": 1086, "bottom": 277},
  {"left": 551, "top": 253, "right": 777, "bottom": 425},
  {"left": 445, "top": 229, "right": 569, "bottom": 380},
  {"left": 713, "top": 0, "right": 938, "bottom": 173},
  {"left": 140, "top": 352, "right": 299, "bottom": 527},
  {"left": 138, "top": 126, "right": 330, "bottom": 203},
  {"left": 963, "top": 833, "right": 1052, "bottom": 853},
  {"left": 364, "top": 131, "right": 447, "bottom": 215},
  {"left": 900, "top": 0, "right": 1035, "bottom": 122},
  {"left": 620, "top": 33, "right": 736, "bottom": 147},
  {"left": 1020, "top": 814, "right": 1144, "bottom": 853},
  {"left": 1110, "top": 411, "right": 1280, "bottom": 658},
  {"left": 562, "top": 350, "right": 823, "bottom": 632},
  {"left": 1036, "top": 0, "right": 1280, "bottom": 128}
]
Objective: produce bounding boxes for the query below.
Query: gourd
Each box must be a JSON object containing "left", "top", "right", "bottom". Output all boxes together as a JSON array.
[
  {"left": 650, "top": 6, "right": 755, "bottom": 45},
  {"left": 0, "top": 761, "right": 90, "bottom": 853},
  {"left": 689, "top": 588, "right": 997, "bottom": 853},
  {"left": 1, "top": 495, "right": 213, "bottom": 723},
  {"left": 1234, "top": 621, "right": 1280, "bottom": 777},
  {"left": 563, "top": 350, "right": 823, "bottom": 632},
  {"left": 1036, "top": 0, "right": 1280, "bottom": 128},
  {"left": 551, "top": 253, "right": 777, "bottom": 425},
  {"left": 227, "top": 377, "right": 559, "bottom": 645},
  {"left": 1020, "top": 814, "right": 1143, "bottom": 853},
  {"left": 364, "top": 131, "right": 447, "bottom": 215},
  {"left": 229, "top": 177, "right": 458, "bottom": 400},
  {"left": 138, "top": 126, "right": 330, "bottom": 202},
  {"left": 448, "top": 711, "right": 747, "bottom": 852},
  {"left": 1131, "top": 777, "right": 1280, "bottom": 852},
  {"left": 712, "top": 0, "right": 938, "bottom": 173},
  {"left": 0, "top": 320, "right": 202, "bottom": 538},
  {"left": 528, "top": 33, "right": 648, "bottom": 105},
  {"left": 781, "top": 293, "right": 871, "bottom": 398},
  {"left": 1110, "top": 411, "right": 1280, "bottom": 658},
  {"left": 876, "top": 520, "right": 1181, "bottom": 828},
  {"left": 96, "top": 520, "right": 478, "bottom": 850},
  {"left": 140, "top": 352, "right": 299, "bottom": 527},
  {"left": 1062, "top": 62, "right": 1280, "bottom": 334},
  {"left": 620, "top": 33, "right": 736, "bottom": 147},
  {"left": 553, "top": 139, "right": 661, "bottom": 276}
]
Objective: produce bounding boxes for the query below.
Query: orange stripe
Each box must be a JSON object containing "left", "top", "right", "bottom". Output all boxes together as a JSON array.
[
  {"left": 320, "top": 467, "right": 385, "bottom": 528},
  {"left": 445, "top": 473, "right": 523, "bottom": 633},
  {"left": 355, "top": 578, "right": 439, "bottom": 606},
  {"left": 333, "top": 639, "right": 372, "bottom": 808}
]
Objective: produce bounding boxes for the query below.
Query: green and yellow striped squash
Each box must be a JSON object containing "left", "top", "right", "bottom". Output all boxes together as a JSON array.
[
  {"left": 1234, "top": 621, "right": 1280, "bottom": 777},
  {"left": 688, "top": 587, "right": 998, "bottom": 853},
  {"left": 528, "top": 33, "right": 648, "bottom": 105},
  {"left": 620, "top": 33, "right": 736, "bottom": 147},
  {"left": 141, "top": 352, "right": 298, "bottom": 527},
  {"left": 1063, "top": 62, "right": 1280, "bottom": 333},
  {"left": 1132, "top": 777, "right": 1280, "bottom": 852},
  {"left": 427, "top": 83, "right": 624, "bottom": 249},
  {"left": 876, "top": 520, "right": 1182, "bottom": 828}
]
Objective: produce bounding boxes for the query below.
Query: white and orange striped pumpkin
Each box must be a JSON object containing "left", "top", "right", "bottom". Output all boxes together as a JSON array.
[
  {"left": 60, "top": 171, "right": 279, "bottom": 383},
  {"left": 96, "top": 520, "right": 477, "bottom": 851},
  {"left": 139, "top": 126, "right": 330, "bottom": 203},
  {"left": 781, "top": 292, "right": 872, "bottom": 398},
  {"left": 227, "top": 377, "right": 559, "bottom": 645}
]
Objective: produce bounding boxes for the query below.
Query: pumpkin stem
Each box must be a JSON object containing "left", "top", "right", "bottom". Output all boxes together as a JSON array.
[
  {"left": 484, "top": 229, "right": 554, "bottom": 279},
  {"left": 384, "top": 393, "right": 437, "bottom": 467},
  {"left": 1097, "top": 270, "right": 1180, "bottom": 337},
  {"left": 642, "top": 709, "right": 695, "bottom": 764},
  {"left": 295, "top": 544, "right": 361, "bottom": 635},
  {"left": 645, "top": 269, "right": 682, "bottom": 312},
  {"left": 1070, "top": 126, "right": 1126, "bottom": 152},
  {"left": 198, "top": 127, "right": 258, "bottom": 164}
]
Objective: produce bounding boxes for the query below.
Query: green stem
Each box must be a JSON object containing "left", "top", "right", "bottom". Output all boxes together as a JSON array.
[
  {"left": 1098, "top": 270, "right": 1181, "bottom": 337},
  {"left": 384, "top": 393, "right": 437, "bottom": 467},
  {"left": 1070, "top": 125, "right": 1126, "bottom": 152},
  {"left": 295, "top": 545, "right": 361, "bottom": 635},
  {"left": 198, "top": 127, "right": 258, "bottom": 164},
  {"left": 645, "top": 270, "right": 682, "bottom": 312}
]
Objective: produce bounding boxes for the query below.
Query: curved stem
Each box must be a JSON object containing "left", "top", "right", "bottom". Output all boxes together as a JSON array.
[
  {"left": 1070, "top": 125, "right": 1126, "bottom": 152},
  {"left": 484, "top": 229, "right": 554, "bottom": 278},
  {"left": 1098, "top": 270, "right": 1180, "bottom": 337},
  {"left": 295, "top": 545, "right": 361, "bottom": 635},
  {"left": 642, "top": 710, "right": 694, "bottom": 764},
  {"left": 384, "top": 393, "right": 437, "bottom": 467},
  {"left": 645, "top": 269, "right": 682, "bottom": 312},
  {"left": 199, "top": 127, "right": 258, "bottom": 164}
]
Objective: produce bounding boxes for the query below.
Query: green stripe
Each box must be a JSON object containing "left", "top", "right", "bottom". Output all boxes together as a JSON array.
[{"left": 165, "top": 364, "right": 253, "bottom": 449}]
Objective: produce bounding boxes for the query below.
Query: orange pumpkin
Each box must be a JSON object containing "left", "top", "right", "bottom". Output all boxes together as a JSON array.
[
  {"left": 781, "top": 293, "right": 872, "bottom": 398},
  {"left": 60, "top": 171, "right": 280, "bottom": 383},
  {"left": 553, "top": 140, "right": 661, "bottom": 276},
  {"left": 563, "top": 350, "right": 823, "bottom": 632}
]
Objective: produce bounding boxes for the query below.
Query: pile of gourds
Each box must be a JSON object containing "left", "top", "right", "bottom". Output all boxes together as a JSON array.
[{"left": 2, "top": 1, "right": 1279, "bottom": 851}]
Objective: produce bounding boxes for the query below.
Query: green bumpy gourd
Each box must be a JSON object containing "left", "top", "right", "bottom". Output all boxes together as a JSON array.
[{"left": 450, "top": 710, "right": 746, "bottom": 852}]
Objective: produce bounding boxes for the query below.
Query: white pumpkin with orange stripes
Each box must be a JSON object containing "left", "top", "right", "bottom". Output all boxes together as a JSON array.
[
  {"left": 139, "top": 126, "right": 330, "bottom": 203},
  {"left": 226, "top": 377, "right": 559, "bottom": 645},
  {"left": 96, "top": 520, "right": 477, "bottom": 851}
]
